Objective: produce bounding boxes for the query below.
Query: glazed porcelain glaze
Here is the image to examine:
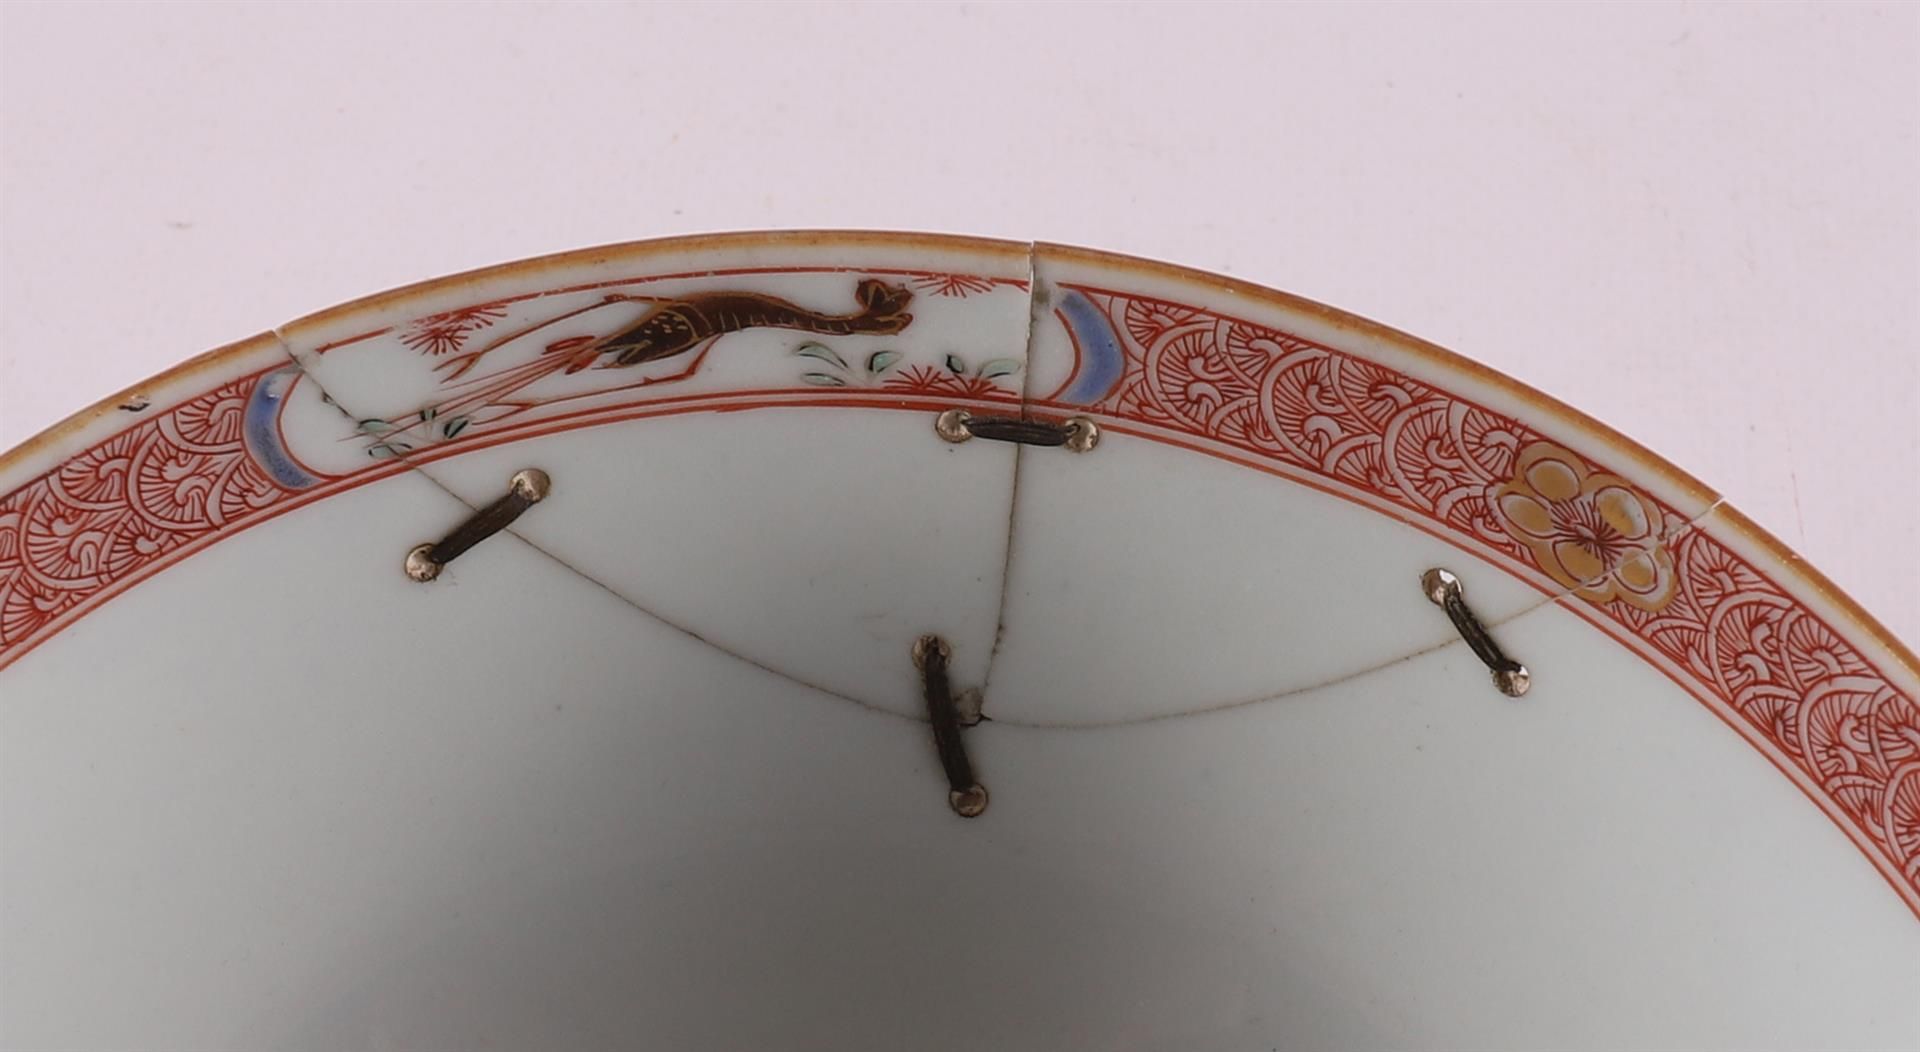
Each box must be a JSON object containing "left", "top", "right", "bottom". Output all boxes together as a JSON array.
[{"left": 3, "top": 234, "right": 1917, "bottom": 1049}]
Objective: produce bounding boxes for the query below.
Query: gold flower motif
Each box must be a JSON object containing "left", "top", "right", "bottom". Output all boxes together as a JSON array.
[{"left": 1490, "top": 442, "right": 1676, "bottom": 611}]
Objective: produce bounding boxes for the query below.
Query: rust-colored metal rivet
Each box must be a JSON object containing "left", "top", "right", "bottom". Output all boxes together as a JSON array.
[
  {"left": 1493, "top": 666, "right": 1532, "bottom": 698},
  {"left": 404, "top": 543, "right": 442, "bottom": 583},
  {"left": 911, "top": 633, "right": 953, "bottom": 670},
  {"left": 1063, "top": 415, "right": 1101, "bottom": 452},
  {"left": 1422, "top": 567, "right": 1531, "bottom": 698},
  {"left": 509, "top": 468, "right": 552, "bottom": 502},
  {"left": 405, "top": 469, "right": 551, "bottom": 583},
  {"left": 948, "top": 784, "right": 989, "bottom": 818},
  {"left": 934, "top": 408, "right": 974, "bottom": 444},
  {"left": 916, "top": 633, "right": 987, "bottom": 818}
]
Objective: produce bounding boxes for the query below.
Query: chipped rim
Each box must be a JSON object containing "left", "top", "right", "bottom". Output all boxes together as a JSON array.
[{"left": 2, "top": 228, "right": 1912, "bottom": 691}]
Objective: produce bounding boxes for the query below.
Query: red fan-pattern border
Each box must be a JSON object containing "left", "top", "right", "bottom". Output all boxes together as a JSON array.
[{"left": 3, "top": 251, "right": 1915, "bottom": 918}]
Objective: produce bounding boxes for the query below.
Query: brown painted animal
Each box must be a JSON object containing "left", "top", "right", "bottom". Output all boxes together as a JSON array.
[
  {"left": 434, "top": 279, "right": 916, "bottom": 382},
  {"left": 593, "top": 277, "right": 914, "bottom": 368}
]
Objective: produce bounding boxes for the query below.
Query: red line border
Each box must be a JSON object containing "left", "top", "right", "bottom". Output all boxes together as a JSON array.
[{"left": 4, "top": 250, "right": 1915, "bottom": 923}]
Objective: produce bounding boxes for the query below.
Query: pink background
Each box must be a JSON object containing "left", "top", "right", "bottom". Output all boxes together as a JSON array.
[{"left": 2, "top": 2, "right": 1914, "bottom": 646}]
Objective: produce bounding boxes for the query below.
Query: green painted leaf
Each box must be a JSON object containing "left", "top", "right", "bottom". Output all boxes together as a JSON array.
[
  {"left": 866, "top": 350, "right": 902, "bottom": 374},
  {"left": 944, "top": 353, "right": 967, "bottom": 374},
  {"left": 979, "top": 358, "right": 1022, "bottom": 378},
  {"left": 420, "top": 406, "right": 438, "bottom": 422},
  {"left": 442, "top": 417, "right": 470, "bottom": 439},
  {"left": 358, "top": 419, "right": 393, "bottom": 434},
  {"left": 801, "top": 372, "right": 849, "bottom": 387},
  {"left": 794, "top": 343, "right": 848, "bottom": 369}
]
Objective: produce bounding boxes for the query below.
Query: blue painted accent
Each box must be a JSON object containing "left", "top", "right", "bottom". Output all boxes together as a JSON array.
[
  {"left": 242, "top": 368, "right": 320, "bottom": 490},
  {"left": 1055, "top": 290, "right": 1125, "bottom": 405}
]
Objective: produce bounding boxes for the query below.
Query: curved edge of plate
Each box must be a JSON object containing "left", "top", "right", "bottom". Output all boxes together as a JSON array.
[
  {"left": 3, "top": 231, "right": 1915, "bottom": 916},
  {"left": 4, "top": 228, "right": 1911, "bottom": 714}
]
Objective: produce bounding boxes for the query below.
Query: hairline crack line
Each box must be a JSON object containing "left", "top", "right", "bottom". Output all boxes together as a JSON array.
[
  {"left": 265, "top": 328, "right": 922, "bottom": 726},
  {"left": 262, "top": 296, "right": 1732, "bottom": 733}
]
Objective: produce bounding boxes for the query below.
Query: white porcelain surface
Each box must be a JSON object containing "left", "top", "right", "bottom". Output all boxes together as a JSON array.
[
  {"left": 7, "top": 500, "right": 1915, "bottom": 1047},
  {"left": 417, "top": 408, "right": 1014, "bottom": 716},
  {"left": 987, "top": 429, "right": 1549, "bottom": 725},
  {"left": 5, "top": 235, "right": 1916, "bottom": 1050},
  {"left": 977, "top": 594, "right": 1920, "bottom": 1049}
]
